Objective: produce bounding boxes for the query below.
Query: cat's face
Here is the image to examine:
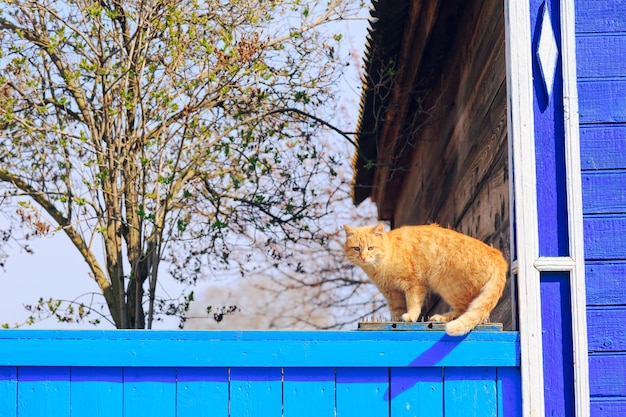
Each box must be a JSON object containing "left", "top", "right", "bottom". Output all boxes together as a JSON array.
[{"left": 343, "top": 224, "right": 386, "bottom": 267}]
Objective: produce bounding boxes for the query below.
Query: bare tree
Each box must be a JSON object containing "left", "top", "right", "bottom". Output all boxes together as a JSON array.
[{"left": 0, "top": 0, "right": 363, "bottom": 328}]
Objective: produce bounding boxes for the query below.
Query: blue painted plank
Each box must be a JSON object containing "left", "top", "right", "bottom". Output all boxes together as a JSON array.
[
  {"left": 497, "top": 367, "right": 522, "bottom": 417},
  {"left": 389, "top": 367, "right": 443, "bottom": 416},
  {"left": 588, "top": 307, "right": 626, "bottom": 352},
  {"left": 177, "top": 367, "right": 228, "bottom": 417},
  {"left": 578, "top": 80, "right": 626, "bottom": 124},
  {"left": 590, "top": 400, "right": 626, "bottom": 416},
  {"left": 577, "top": 34, "right": 626, "bottom": 79},
  {"left": 0, "top": 330, "right": 520, "bottom": 368},
  {"left": 531, "top": 0, "right": 569, "bottom": 257},
  {"left": 540, "top": 272, "right": 575, "bottom": 417},
  {"left": 123, "top": 367, "right": 176, "bottom": 417},
  {"left": 580, "top": 126, "right": 626, "bottom": 170},
  {"left": 582, "top": 171, "right": 626, "bottom": 214},
  {"left": 336, "top": 367, "right": 389, "bottom": 417},
  {"left": 584, "top": 216, "right": 626, "bottom": 260},
  {"left": 283, "top": 367, "right": 335, "bottom": 417},
  {"left": 588, "top": 353, "right": 626, "bottom": 398},
  {"left": 230, "top": 367, "right": 282, "bottom": 417},
  {"left": 443, "top": 367, "right": 497, "bottom": 417},
  {"left": 586, "top": 261, "right": 626, "bottom": 305},
  {"left": 575, "top": 0, "right": 626, "bottom": 33},
  {"left": 17, "top": 367, "right": 70, "bottom": 417},
  {"left": 0, "top": 367, "right": 16, "bottom": 417},
  {"left": 70, "top": 367, "right": 122, "bottom": 417}
]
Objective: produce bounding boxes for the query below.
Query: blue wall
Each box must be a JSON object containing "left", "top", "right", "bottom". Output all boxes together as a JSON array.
[
  {"left": 0, "top": 330, "right": 520, "bottom": 417},
  {"left": 576, "top": 1, "right": 626, "bottom": 415}
]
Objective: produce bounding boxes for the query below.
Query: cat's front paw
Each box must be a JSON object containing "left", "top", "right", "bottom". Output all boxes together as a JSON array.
[
  {"left": 401, "top": 312, "right": 419, "bottom": 322},
  {"left": 445, "top": 320, "right": 472, "bottom": 336},
  {"left": 429, "top": 314, "right": 448, "bottom": 323}
]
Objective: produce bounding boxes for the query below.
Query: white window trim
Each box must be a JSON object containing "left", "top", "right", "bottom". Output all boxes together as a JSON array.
[{"left": 560, "top": 0, "right": 591, "bottom": 414}]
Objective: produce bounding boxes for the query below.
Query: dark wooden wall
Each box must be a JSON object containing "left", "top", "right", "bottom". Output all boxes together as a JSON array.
[
  {"left": 576, "top": 1, "right": 626, "bottom": 414},
  {"left": 390, "top": 0, "right": 512, "bottom": 329}
]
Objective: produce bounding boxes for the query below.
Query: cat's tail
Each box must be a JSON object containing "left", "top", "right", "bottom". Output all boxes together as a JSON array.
[{"left": 445, "top": 257, "right": 507, "bottom": 336}]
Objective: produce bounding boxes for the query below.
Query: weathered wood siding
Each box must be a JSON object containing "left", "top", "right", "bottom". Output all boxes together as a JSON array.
[
  {"left": 0, "top": 330, "right": 521, "bottom": 417},
  {"left": 392, "top": 0, "right": 511, "bottom": 328},
  {"left": 576, "top": 1, "right": 626, "bottom": 415}
]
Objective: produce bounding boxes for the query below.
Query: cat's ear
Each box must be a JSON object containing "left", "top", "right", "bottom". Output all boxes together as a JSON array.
[
  {"left": 372, "top": 223, "right": 385, "bottom": 237},
  {"left": 343, "top": 224, "right": 355, "bottom": 237}
]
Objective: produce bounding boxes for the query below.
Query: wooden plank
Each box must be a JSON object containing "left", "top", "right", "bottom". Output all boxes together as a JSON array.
[
  {"left": 230, "top": 367, "right": 282, "bottom": 417},
  {"left": 336, "top": 367, "right": 389, "bottom": 417},
  {"left": 123, "top": 367, "right": 176, "bottom": 417},
  {"left": 584, "top": 216, "right": 626, "bottom": 260},
  {"left": 575, "top": 0, "right": 626, "bottom": 33},
  {"left": 0, "top": 367, "right": 16, "bottom": 417},
  {"left": 283, "top": 367, "right": 335, "bottom": 417},
  {"left": 497, "top": 367, "right": 522, "bottom": 417},
  {"left": 586, "top": 261, "right": 626, "bottom": 305},
  {"left": 70, "top": 367, "right": 123, "bottom": 417},
  {"left": 177, "top": 368, "right": 228, "bottom": 417},
  {"left": 582, "top": 171, "right": 626, "bottom": 214},
  {"left": 578, "top": 80, "right": 626, "bottom": 124},
  {"left": 540, "top": 272, "right": 576, "bottom": 417},
  {"left": 17, "top": 367, "right": 70, "bottom": 417},
  {"left": 357, "top": 322, "right": 503, "bottom": 331},
  {"left": 580, "top": 125, "right": 626, "bottom": 170},
  {"left": 576, "top": 34, "right": 626, "bottom": 79},
  {"left": 587, "top": 307, "right": 626, "bottom": 352},
  {"left": 443, "top": 367, "right": 497, "bottom": 417},
  {"left": 588, "top": 353, "right": 626, "bottom": 398},
  {"left": 590, "top": 400, "right": 626, "bottom": 416},
  {"left": 389, "top": 367, "right": 443, "bottom": 416},
  {"left": 0, "top": 330, "right": 520, "bottom": 368}
]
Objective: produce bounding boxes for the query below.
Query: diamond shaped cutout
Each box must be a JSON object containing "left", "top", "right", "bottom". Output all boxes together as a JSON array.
[{"left": 537, "top": 2, "right": 559, "bottom": 102}]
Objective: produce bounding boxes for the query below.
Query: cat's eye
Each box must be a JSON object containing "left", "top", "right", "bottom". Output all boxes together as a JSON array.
[
  {"left": 367, "top": 246, "right": 374, "bottom": 251},
  {"left": 353, "top": 246, "right": 361, "bottom": 252}
]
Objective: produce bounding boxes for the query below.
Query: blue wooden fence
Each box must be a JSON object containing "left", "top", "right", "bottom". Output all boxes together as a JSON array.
[{"left": 0, "top": 329, "right": 520, "bottom": 416}]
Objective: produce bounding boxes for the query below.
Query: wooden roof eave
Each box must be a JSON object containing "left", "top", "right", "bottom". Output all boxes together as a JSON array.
[{"left": 352, "top": 0, "right": 442, "bottom": 217}]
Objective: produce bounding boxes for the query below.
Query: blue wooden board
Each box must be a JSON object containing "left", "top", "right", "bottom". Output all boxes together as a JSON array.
[
  {"left": 123, "top": 367, "right": 176, "bottom": 416},
  {"left": 70, "top": 367, "right": 122, "bottom": 417},
  {"left": 582, "top": 171, "right": 626, "bottom": 214},
  {"left": 0, "top": 367, "right": 16, "bottom": 417},
  {"left": 579, "top": 126, "right": 626, "bottom": 170},
  {"left": 177, "top": 367, "right": 229, "bottom": 417},
  {"left": 577, "top": 34, "right": 626, "bottom": 79},
  {"left": 497, "top": 367, "right": 522, "bottom": 417},
  {"left": 584, "top": 216, "right": 626, "bottom": 260},
  {"left": 587, "top": 307, "right": 626, "bottom": 352},
  {"left": 230, "top": 367, "right": 282, "bottom": 417},
  {"left": 586, "top": 261, "right": 626, "bottom": 305},
  {"left": 531, "top": 0, "right": 569, "bottom": 257},
  {"left": 443, "top": 367, "right": 497, "bottom": 417},
  {"left": 17, "top": 367, "right": 70, "bottom": 417},
  {"left": 283, "top": 367, "right": 335, "bottom": 417},
  {"left": 540, "top": 272, "right": 575, "bottom": 417},
  {"left": 336, "top": 367, "right": 389, "bottom": 417},
  {"left": 588, "top": 353, "right": 626, "bottom": 398},
  {"left": 578, "top": 80, "right": 626, "bottom": 124},
  {"left": 575, "top": 0, "right": 626, "bottom": 33},
  {"left": 0, "top": 330, "right": 519, "bottom": 368},
  {"left": 389, "top": 367, "right": 443, "bottom": 416},
  {"left": 590, "top": 400, "right": 626, "bottom": 416}
]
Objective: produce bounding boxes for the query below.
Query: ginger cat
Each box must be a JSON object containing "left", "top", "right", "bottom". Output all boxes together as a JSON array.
[{"left": 343, "top": 223, "right": 507, "bottom": 336}]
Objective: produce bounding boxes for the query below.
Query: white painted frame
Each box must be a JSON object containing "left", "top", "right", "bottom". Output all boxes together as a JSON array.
[
  {"left": 505, "top": 0, "right": 590, "bottom": 416},
  {"left": 559, "top": 0, "right": 590, "bottom": 414}
]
